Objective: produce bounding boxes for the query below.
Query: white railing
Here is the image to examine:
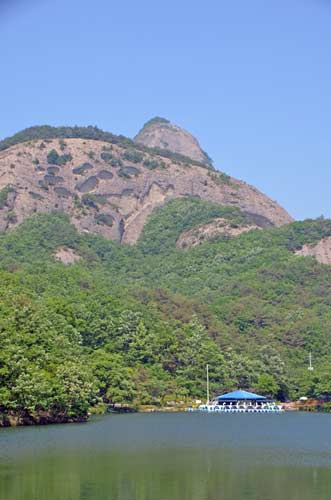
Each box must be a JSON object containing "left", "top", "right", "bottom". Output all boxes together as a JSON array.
[{"left": 191, "top": 402, "right": 283, "bottom": 413}]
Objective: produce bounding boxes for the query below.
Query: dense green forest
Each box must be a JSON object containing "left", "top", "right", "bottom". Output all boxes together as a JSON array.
[{"left": 1, "top": 197, "right": 331, "bottom": 424}]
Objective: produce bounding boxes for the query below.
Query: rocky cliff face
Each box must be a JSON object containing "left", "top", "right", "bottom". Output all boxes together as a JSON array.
[
  {"left": 134, "top": 117, "right": 212, "bottom": 167},
  {"left": 176, "top": 218, "right": 261, "bottom": 250},
  {"left": 0, "top": 124, "right": 293, "bottom": 243},
  {"left": 295, "top": 237, "right": 331, "bottom": 265}
]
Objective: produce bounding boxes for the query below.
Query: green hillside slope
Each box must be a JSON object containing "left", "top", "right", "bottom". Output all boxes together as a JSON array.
[{"left": 1, "top": 199, "right": 331, "bottom": 424}]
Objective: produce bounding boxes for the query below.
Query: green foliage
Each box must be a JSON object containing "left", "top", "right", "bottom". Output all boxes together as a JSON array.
[
  {"left": 2, "top": 197, "right": 331, "bottom": 421},
  {"left": 47, "top": 149, "right": 61, "bottom": 164},
  {"left": 207, "top": 170, "right": 232, "bottom": 186},
  {"left": 143, "top": 158, "right": 166, "bottom": 170},
  {"left": 0, "top": 300, "right": 95, "bottom": 419},
  {"left": 122, "top": 149, "right": 144, "bottom": 163},
  {"left": 110, "top": 158, "right": 123, "bottom": 167},
  {"left": 138, "top": 197, "right": 246, "bottom": 254},
  {"left": 59, "top": 139, "right": 67, "bottom": 151},
  {"left": 140, "top": 117, "right": 170, "bottom": 128},
  {"left": 0, "top": 185, "right": 15, "bottom": 209},
  {"left": 6, "top": 211, "right": 17, "bottom": 224},
  {"left": 47, "top": 149, "right": 72, "bottom": 166},
  {"left": 82, "top": 194, "right": 108, "bottom": 208},
  {"left": 256, "top": 374, "right": 279, "bottom": 397}
]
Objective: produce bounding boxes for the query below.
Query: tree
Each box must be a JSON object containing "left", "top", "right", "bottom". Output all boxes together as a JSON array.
[{"left": 256, "top": 374, "right": 279, "bottom": 398}]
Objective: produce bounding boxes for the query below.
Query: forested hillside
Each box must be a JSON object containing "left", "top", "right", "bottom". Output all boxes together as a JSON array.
[{"left": 1, "top": 198, "right": 331, "bottom": 425}]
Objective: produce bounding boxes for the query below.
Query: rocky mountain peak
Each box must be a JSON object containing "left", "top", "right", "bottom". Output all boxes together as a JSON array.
[
  {"left": 0, "top": 125, "right": 293, "bottom": 245},
  {"left": 134, "top": 117, "right": 213, "bottom": 167}
]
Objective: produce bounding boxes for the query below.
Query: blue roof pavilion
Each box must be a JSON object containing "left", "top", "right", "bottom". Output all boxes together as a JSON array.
[{"left": 215, "top": 390, "right": 267, "bottom": 402}]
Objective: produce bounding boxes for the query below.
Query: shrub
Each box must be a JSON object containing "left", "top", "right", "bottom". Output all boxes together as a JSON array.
[
  {"left": 207, "top": 171, "right": 232, "bottom": 186},
  {"left": 59, "top": 139, "right": 67, "bottom": 151},
  {"left": 7, "top": 211, "right": 17, "bottom": 224},
  {"left": 0, "top": 185, "right": 15, "bottom": 209},
  {"left": 110, "top": 158, "right": 122, "bottom": 167},
  {"left": 143, "top": 158, "right": 165, "bottom": 170},
  {"left": 47, "top": 149, "right": 72, "bottom": 166},
  {"left": 47, "top": 149, "right": 60, "bottom": 164},
  {"left": 82, "top": 194, "right": 108, "bottom": 208},
  {"left": 122, "top": 150, "right": 144, "bottom": 163}
]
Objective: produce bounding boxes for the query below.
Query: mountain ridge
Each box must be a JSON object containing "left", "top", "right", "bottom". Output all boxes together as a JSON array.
[{"left": 0, "top": 122, "right": 293, "bottom": 242}]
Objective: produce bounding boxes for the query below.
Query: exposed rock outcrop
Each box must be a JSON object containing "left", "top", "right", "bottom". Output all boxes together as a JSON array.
[
  {"left": 134, "top": 117, "right": 212, "bottom": 166},
  {"left": 0, "top": 123, "right": 293, "bottom": 243},
  {"left": 295, "top": 237, "right": 331, "bottom": 265},
  {"left": 176, "top": 218, "right": 260, "bottom": 250},
  {"left": 54, "top": 247, "right": 81, "bottom": 265}
]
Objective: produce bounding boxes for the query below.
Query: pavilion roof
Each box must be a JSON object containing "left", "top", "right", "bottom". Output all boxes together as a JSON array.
[{"left": 216, "top": 390, "right": 267, "bottom": 401}]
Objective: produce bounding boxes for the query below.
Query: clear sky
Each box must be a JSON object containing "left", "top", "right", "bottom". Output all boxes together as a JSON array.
[{"left": 1, "top": 0, "right": 330, "bottom": 220}]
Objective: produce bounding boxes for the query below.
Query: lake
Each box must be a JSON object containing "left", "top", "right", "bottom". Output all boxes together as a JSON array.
[{"left": 0, "top": 412, "right": 331, "bottom": 500}]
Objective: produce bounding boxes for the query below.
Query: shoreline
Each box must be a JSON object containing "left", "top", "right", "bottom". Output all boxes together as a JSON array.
[{"left": 2, "top": 400, "right": 331, "bottom": 428}]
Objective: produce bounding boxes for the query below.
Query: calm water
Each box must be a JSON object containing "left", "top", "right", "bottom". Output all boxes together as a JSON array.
[{"left": 1, "top": 412, "right": 331, "bottom": 500}]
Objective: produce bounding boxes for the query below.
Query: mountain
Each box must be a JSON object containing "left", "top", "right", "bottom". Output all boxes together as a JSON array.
[
  {"left": 134, "top": 116, "right": 213, "bottom": 166},
  {"left": 0, "top": 123, "right": 292, "bottom": 244},
  {"left": 1, "top": 203, "right": 331, "bottom": 425},
  {"left": 3, "top": 120, "right": 331, "bottom": 427}
]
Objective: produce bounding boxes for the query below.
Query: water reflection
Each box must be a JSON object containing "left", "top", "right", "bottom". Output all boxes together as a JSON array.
[{"left": 0, "top": 413, "right": 331, "bottom": 500}]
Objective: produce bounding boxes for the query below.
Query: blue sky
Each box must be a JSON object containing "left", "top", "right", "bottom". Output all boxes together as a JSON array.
[{"left": 1, "top": 0, "right": 330, "bottom": 220}]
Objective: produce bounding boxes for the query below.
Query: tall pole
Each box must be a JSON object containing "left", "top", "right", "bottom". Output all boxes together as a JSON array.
[
  {"left": 308, "top": 352, "right": 314, "bottom": 371},
  {"left": 206, "top": 364, "right": 210, "bottom": 404}
]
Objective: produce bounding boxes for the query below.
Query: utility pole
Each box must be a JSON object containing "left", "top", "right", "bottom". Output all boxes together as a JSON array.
[
  {"left": 308, "top": 352, "right": 314, "bottom": 372},
  {"left": 206, "top": 364, "right": 210, "bottom": 404}
]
